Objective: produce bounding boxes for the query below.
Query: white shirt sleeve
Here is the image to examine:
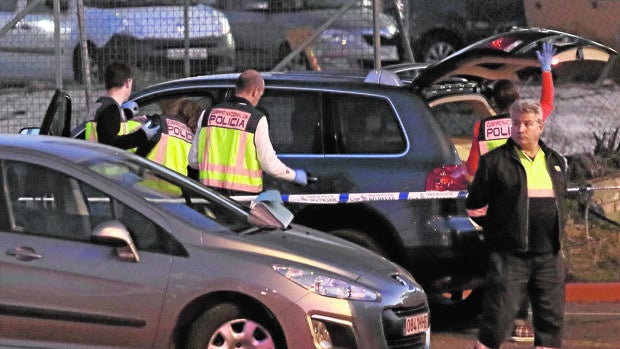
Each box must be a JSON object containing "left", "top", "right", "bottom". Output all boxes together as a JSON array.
[
  {"left": 188, "top": 110, "right": 205, "bottom": 169},
  {"left": 255, "top": 116, "right": 296, "bottom": 182}
]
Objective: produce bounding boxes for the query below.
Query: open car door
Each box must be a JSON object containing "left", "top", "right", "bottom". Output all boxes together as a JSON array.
[{"left": 39, "top": 89, "right": 72, "bottom": 137}]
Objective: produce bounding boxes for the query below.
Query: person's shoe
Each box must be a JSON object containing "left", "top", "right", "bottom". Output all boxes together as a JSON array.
[{"left": 509, "top": 323, "right": 534, "bottom": 342}]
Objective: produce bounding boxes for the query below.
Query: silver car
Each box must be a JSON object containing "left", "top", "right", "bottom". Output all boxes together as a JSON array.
[
  {"left": 0, "top": 0, "right": 235, "bottom": 83},
  {"left": 0, "top": 135, "right": 430, "bottom": 348}
]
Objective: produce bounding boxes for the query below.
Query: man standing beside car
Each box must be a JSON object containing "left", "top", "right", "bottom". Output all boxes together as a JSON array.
[
  {"left": 467, "top": 99, "right": 567, "bottom": 349},
  {"left": 85, "top": 62, "right": 160, "bottom": 152},
  {"left": 188, "top": 69, "right": 308, "bottom": 195},
  {"left": 465, "top": 41, "right": 557, "bottom": 343}
]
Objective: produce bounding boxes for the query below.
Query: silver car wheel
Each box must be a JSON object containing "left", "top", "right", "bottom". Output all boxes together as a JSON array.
[
  {"left": 188, "top": 303, "right": 279, "bottom": 349},
  {"left": 207, "top": 318, "right": 275, "bottom": 349}
]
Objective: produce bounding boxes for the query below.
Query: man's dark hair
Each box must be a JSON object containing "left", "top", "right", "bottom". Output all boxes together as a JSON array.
[
  {"left": 492, "top": 79, "right": 520, "bottom": 112},
  {"left": 104, "top": 62, "right": 132, "bottom": 90}
]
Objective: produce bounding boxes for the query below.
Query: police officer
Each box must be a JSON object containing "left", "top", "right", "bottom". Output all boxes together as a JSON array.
[
  {"left": 188, "top": 69, "right": 308, "bottom": 195},
  {"left": 85, "top": 62, "right": 159, "bottom": 152},
  {"left": 128, "top": 98, "right": 197, "bottom": 176}
]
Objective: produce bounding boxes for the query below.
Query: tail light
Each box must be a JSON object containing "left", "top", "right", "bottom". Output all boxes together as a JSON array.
[{"left": 425, "top": 165, "right": 468, "bottom": 191}]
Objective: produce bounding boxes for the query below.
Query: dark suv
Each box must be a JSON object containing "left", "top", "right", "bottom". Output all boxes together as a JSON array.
[{"left": 41, "top": 28, "right": 616, "bottom": 315}]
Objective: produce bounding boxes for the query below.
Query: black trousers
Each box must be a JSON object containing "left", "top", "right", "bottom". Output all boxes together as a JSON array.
[{"left": 478, "top": 251, "right": 565, "bottom": 348}]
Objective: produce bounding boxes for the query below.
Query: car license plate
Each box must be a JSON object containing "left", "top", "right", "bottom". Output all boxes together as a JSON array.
[
  {"left": 166, "top": 48, "right": 208, "bottom": 60},
  {"left": 380, "top": 45, "right": 399, "bottom": 60},
  {"left": 403, "top": 312, "right": 429, "bottom": 336}
]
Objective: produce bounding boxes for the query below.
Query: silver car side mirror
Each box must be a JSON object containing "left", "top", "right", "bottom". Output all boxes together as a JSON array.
[
  {"left": 247, "top": 190, "right": 294, "bottom": 229},
  {"left": 92, "top": 220, "right": 140, "bottom": 263}
]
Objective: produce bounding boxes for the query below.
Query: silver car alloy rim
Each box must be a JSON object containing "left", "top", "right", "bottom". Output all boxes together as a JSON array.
[{"left": 207, "top": 318, "right": 275, "bottom": 349}]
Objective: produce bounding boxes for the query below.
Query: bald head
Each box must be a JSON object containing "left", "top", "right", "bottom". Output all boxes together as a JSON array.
[{"left": 235, "top": 70, "right": 265, "bottom": 106}]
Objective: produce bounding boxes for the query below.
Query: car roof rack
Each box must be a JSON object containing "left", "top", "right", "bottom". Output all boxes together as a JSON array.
[{"left": 364, "top": 69, "right": 404, "bottom": 87}]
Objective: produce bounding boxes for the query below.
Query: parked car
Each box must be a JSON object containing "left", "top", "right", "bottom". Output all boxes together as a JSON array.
[
  {"left": 0, "top": 0, "right": 235, "bottom": 84},
  {"left": 386, "top": 0, "right": 526, "bottom": 62},
  {"left": 39, "top": 28, "right": 617, "bottom": 316},
  {"left": 205, "top": 0, "right": 401, "bottom": 71},
  {"left": 87, "top": 0, "right": 236, "bottom": 77},
  {"left": 0, "top": 134, "right": 430, "bottom": 349}
]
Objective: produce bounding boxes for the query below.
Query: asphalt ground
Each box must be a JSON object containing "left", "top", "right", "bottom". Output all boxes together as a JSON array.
[{"left": 430, "top": 283, "right": 620, "bottom": 348}]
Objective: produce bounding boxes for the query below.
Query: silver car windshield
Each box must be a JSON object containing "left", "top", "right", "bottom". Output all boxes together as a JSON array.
[{"left": 82, "top": 157, "right": 252, "bottom": 233}]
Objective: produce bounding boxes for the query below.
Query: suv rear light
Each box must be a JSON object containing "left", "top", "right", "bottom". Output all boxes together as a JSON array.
[{"left": 425, "top": 165, "right": 468, "bottom": 191}]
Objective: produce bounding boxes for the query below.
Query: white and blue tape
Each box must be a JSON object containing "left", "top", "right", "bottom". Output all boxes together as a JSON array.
[{"left": 231, "top": 190, "right": 470, "bottom": 204}]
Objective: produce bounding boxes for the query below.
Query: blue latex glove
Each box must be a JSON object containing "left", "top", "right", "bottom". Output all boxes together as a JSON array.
[
  {"left": 293, "top": 169, "right": 308, "bottom": 186},
  {"left": 536, "top": 41, "right": 556, "bottom": 71},
  {"left": 141, "top": 120, "right": 161, "bottom": 140}
]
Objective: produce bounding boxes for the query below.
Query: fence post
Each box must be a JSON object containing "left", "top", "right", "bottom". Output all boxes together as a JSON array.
[
  {"left": 184, "top": 0, "right": 190, "bottom": 77},
  {"left": 53, "top": 0, "right": 62, "bottom": 89},
  {"left": 76, "top": 0, "right": 92, "bottom": 115}
]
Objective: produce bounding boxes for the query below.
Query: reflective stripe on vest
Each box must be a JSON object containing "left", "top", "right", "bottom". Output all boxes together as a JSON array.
[
  {"left": 147, "top": 118, "right": 194, "bottom": 175},
  {"left": 478, "top": 116, "right": 511, "bottom": 155},
  {"left": 85, "top": 120, "right": 131, "bottom": 142},
  {"left": 197, "top": 109, "right": 262, "bottom": 193}
]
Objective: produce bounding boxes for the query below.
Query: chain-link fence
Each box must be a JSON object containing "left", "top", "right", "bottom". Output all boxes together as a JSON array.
[{"left": 0, "top": 0, "right": 619, "bottom": 156}]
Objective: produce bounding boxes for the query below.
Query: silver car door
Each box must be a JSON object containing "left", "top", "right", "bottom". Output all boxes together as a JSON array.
[{"left": 0, "top": 160, "right": 172, "bottom": 348}]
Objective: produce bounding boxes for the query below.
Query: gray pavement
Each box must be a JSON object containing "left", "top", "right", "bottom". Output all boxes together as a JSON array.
[{"left": 430, "top": 301, "right": 620, "bottom": 348}]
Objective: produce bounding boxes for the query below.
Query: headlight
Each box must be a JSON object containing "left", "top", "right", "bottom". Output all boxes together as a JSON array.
[{"left": 273, "top": 265, "right": 378, "bottom": 301}]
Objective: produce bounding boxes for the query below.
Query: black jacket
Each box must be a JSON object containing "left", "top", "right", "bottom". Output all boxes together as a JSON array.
[{"left": 466, "top": 138, "right": 567, "bottom": 253}]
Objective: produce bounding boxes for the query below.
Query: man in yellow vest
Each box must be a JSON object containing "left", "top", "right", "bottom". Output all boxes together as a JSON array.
[
  {"left": 85, "top": 62, "right": 159, "bottom": 153},
  {"left": 188, "top": 69, "right": 308, "bottom": 195}
]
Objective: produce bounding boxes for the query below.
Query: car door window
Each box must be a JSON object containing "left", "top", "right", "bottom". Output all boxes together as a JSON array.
[
  {"left": 5, "top": 160, "right": 92, "bottom": 241},
  {"left": 2, "top": 160, "right": 183, "bottom": 255},
  {"left": 330, "top": 94, "right": 405, "bottom": 154},
  {"left": 258, "top": 90, "right": 322, "bottom": 154}
]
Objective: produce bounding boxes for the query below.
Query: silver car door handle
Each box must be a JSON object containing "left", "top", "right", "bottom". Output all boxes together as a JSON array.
[{"left": 6, "top": 246, "right": 43, "bottom": 261}]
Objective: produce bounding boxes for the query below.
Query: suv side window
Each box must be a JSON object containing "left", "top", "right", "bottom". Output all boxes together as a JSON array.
[
  {"left": 330, "top": 94, "right": 404, "bottom": 154},
  {"left": 258, "top": 90, "right": 322, "bottom": 154}
]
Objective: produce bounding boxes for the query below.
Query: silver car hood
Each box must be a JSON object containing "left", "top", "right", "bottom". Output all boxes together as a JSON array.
[{"left": 231, "top": 223, "right": 408, "bottom": 284}]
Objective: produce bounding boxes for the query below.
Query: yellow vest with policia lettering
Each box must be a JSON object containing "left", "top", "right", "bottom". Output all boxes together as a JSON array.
[
  {"left": 197, "top": 100, "right": 263, "bottom": 193},
  {"left": 143, "top": 114, "right": 194, "bottom": 176},
  {"left": 84, "top": 97, "right": 142, "bottom": 152},
  {"left": 478, "top": 113, "right": 511, "bottom": 155}
]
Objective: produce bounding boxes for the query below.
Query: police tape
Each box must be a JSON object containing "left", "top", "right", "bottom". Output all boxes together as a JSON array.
[
  {"left": 230, "top": 190, "right": 469, "bottom": 204},
  {"left": 230, "top": 185, "right": 620, "bottom": 204}
]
